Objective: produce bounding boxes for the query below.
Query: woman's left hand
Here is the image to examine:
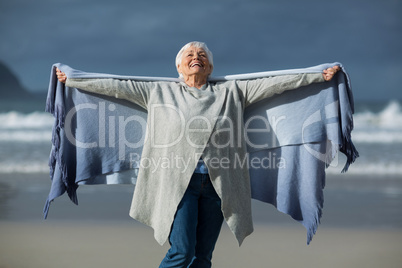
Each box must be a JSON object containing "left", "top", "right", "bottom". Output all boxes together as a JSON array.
[{"left": 322, "top": 65, "right": 340, "bottom": 81}]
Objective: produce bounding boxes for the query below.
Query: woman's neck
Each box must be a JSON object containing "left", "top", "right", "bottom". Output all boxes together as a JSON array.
[{"left": 183, "top": 74, "right": 207, "bottom": 89}]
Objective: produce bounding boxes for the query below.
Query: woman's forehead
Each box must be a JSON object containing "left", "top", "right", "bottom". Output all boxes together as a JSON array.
[{"left": 184, "top": 46, "right": 206, "bottom": 53}]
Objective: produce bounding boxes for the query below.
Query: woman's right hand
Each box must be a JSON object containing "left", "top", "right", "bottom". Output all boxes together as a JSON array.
[{"left": 56, "top": 67, "right": 67, "bottom": 83}]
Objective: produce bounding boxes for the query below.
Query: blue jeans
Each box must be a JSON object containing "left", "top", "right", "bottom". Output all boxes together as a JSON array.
[{"left": 159, "top": 173, "right": 224, "bottom": 268}]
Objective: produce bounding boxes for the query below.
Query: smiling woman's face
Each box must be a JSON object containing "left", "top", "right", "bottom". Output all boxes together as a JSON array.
[{"left": 178, "top": 46, "right": 213, "bottom": 80}]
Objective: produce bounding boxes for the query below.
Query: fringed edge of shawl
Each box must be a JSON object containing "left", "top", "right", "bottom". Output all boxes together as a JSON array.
[
  {"left": 340, "top": 125, "right": 359, "bottom": 173},
  {"left": 304, "top": 140, "right": 336, "bottom": 245},
  {"left": 45, "top": 95, "right": 54, "bottom": 115},
  {"left": 48, "top": 148, "right": 56, "bottom": 179},
  {"left": 43, "top": 198, "right": 51, "bottom": 219},
  {"left": 44, "top": 94, "right": 79, "bottom": 218},
  {"left": 304, "top": 208, "right": 323, "bottom": 245},
  {"left": 278, "top": 199, "right": 323, "bottom": 245},
  {"left": 48, "top": 104, "right": 66, "bottom": 184},
  {"left": 339, "top": 66, "right": 359, "bottom": 172},
  {"left": 305, "top": 132, "right": 357, "bottom": 243}
]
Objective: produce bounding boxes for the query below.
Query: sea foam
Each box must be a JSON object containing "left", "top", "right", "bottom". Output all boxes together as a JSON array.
[
  {"left": 0, "top": 102, "right": 401, "bottom": 175},
  {"left": 353, "top": 100, "right": 402, "bottom": 143}
]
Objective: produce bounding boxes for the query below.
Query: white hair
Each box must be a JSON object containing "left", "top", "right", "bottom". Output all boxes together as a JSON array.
[{"left": 175, "top": 41, "right": 214, "bottom": 78}]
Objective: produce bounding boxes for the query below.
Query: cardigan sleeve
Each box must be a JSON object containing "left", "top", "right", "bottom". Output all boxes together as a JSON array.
[
  {"left": 65, "top": 78, "right": 157, "bottom": 110},
  {"left": 236, "top": 73, "right": 325, "bottom": 107}
]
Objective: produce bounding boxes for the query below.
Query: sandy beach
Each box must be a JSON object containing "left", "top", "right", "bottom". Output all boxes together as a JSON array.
[{"left": 1, "top": 173, "right": 401, "bottom": 268}]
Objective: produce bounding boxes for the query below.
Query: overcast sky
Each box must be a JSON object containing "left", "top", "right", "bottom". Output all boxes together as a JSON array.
[{"left": 0, "top": 0, "right": 401, "bottom": 102}]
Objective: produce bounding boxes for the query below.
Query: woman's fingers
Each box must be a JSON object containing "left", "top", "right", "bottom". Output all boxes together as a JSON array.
[
  {"left": 323, "top": 65, "right": 340, "bottom": 81},
  {"left": 56, "top": 67, "right": 67, "bottom": 83}
]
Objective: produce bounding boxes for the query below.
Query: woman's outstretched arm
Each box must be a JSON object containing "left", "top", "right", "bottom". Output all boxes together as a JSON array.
[
  {"left": 237, "top": 65, "right": 340, "bottom": 107},
  {"left": 56, "top": 67, "right": 155, "bottom": 110}
]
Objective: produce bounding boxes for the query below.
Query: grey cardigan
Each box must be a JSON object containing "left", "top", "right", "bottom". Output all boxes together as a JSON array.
[{"left": 66, "top": 72, "right": 324, "bottom": 245}]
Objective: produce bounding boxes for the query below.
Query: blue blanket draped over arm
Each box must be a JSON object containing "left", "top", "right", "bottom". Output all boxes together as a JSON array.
[{"left": 44, "top": 62, "right": 358, "bottom": 244}]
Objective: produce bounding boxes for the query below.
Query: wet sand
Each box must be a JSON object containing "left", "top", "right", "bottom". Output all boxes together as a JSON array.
[{"left": 0, "top": 173, "right": 401, "bottom": 267}]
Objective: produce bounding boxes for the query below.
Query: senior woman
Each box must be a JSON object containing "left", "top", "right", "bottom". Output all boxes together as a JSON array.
[{"left": 56, "top": 41, "right": 339, "bottom": 268}]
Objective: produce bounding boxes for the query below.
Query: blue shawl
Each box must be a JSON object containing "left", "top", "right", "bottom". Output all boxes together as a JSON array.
[{"left": 44, "top": 62, "right": 358, "bottom": 244}]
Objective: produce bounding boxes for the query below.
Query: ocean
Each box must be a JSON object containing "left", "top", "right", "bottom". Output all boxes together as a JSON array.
[
  {"left": 1, "top": 98, "right": 401, "bottom": 268},
  {"left": 0, "top": 99, "right": 401, "bottom": 177}
]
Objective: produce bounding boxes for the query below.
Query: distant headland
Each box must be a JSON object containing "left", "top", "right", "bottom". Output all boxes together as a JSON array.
[
  {"left": 0, "top": 61, "right": 38, "bottom": 99},
  {"left": 0, "top": 61, "right": 47, "bottom": 112}
]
